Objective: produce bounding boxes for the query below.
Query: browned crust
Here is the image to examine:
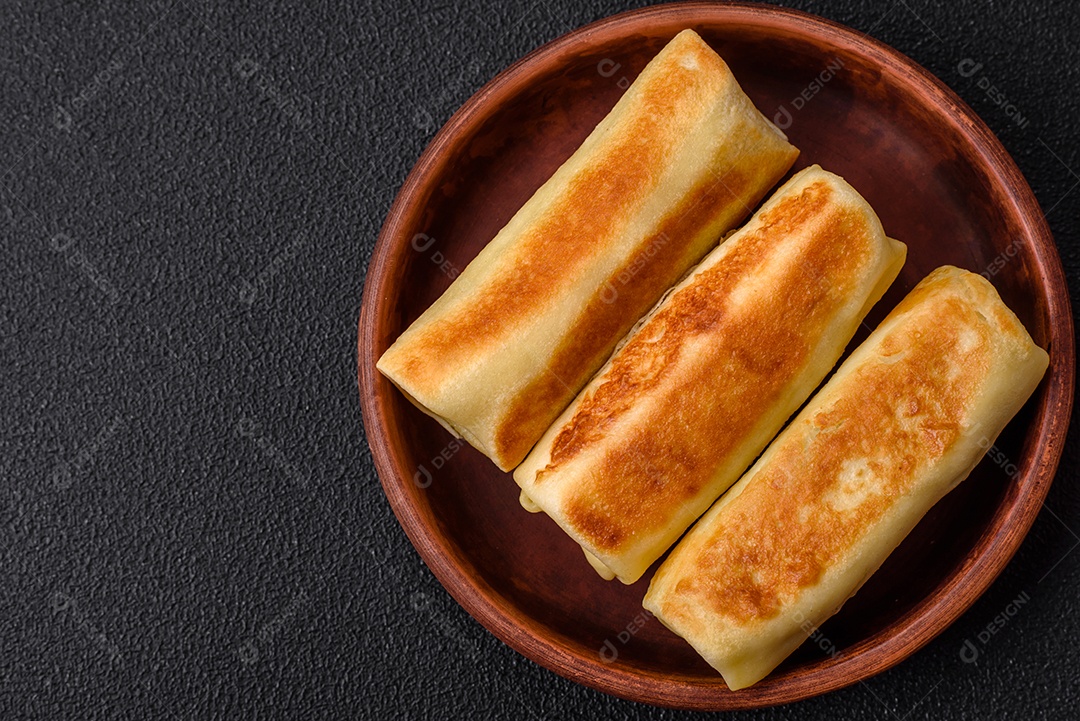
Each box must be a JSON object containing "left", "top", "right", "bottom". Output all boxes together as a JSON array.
[
  {"left": 532, "top": 179, "right": 876, "bottom": 552},
  {"left": 666, "top": 290, "right": 991, "bottom": 626},
  {"left": 391, "top": 33, "right": 737, "bottom": 396},
  {"left": 492, "top": 165, "right": 755, "bottom": 461}
]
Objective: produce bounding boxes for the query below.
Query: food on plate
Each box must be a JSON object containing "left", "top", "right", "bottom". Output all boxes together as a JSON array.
[
  {"left": 642, "top": 266, "right": 1049, "bottom": 690},
  {"left": 514, "top": 165, "right": 907, "bottom": 584},
  {"left": 377, "top": 29, "right": 799, "bottom": 471}
]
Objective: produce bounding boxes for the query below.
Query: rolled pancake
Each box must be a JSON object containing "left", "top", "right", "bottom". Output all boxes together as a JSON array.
[
  {"left": 643, "top": 266, "right": 1050, "bottom": 690},
  {"left": 376, "top": 30, "right": 799, "bottom": 471},
  {"left": 514, "top": 165, "right": 907, "bottom": 583}
]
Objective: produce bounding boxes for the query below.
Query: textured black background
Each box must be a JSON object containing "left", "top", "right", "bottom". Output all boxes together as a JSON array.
[{"left": 2, "top": 0, "right": 1078, "bottom": 718}]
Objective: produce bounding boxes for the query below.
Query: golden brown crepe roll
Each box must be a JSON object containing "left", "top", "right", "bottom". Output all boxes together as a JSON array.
[
  {"left": 514, "top": 165, "right": 907, "bottom": 584},
  {"left": 643, "top": 266, "right": 1050, "bottom": 690},
  {"left": 377, "top": 30, "right": 799, "bottom": 471}
]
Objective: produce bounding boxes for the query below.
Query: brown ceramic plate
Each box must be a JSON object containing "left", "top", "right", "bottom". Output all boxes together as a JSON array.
[{"left": 358, "top": 2, "right": 1074, "bottom": 710}]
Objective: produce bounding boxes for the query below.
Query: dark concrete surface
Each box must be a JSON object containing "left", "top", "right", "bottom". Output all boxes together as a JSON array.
[{"left": 2, "top": 0, "right": 1077, "bottom": 718}]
